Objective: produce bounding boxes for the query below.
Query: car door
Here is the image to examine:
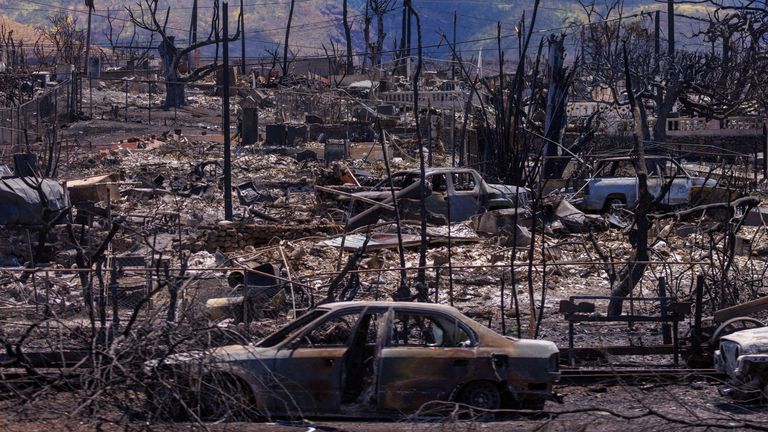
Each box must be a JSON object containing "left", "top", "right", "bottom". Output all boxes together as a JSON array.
[
  {"left": 447, "top": 172, "right": 481, "bottom": 221},
  {"left": 377, "top": 309, "right": 478, "bottom": 412},
  {"left": 272, "top": 309, "right": 361, "bottom": 414},
  {"left": 647, "top": 159, "right": 691, "bottom": 206},
  {"left": 423, "top": 173, "right": 450, "bottom": 219}
]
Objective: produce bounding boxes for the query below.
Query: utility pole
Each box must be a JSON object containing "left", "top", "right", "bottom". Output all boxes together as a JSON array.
[
  {"left": 399, "top": 4, "right": 407, "bottom": 73},
  {"left": 283, "top": 0, "right": 295, "bottom": 77},
  {"left": 189, "top": 0, "right": 198, "bottom": 68},
  {"left": 240, "top": 0, "right": 246, "bottom": 75},
  {"left": 343, "top": 0, "right": 353, "bottom": 74},
  {"left": 452, "top": 11, "right": 457, "bottom": 80},
  {"left": 222, "top": 2, "right": 233, "bottom": 221},
  {"left": 85, "top": 0, "right": 94, "bottom": 117},
  {"left": 406, "top": 0, "right": 412, "bottom": 60},
  {"left": 654, "top": 10, "right": 660, "bottom": 72},
  {"left": 667, "top": 0, "right": 674, "bottom": 57}
]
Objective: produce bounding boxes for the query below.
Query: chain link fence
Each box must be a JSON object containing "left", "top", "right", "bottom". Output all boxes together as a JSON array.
[{"left": 0, "top": 77, "right": 77, "bottom": 165}]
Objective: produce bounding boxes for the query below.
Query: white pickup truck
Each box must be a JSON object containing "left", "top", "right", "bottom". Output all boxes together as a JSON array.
[
  {"left": 578, "top": 156, "right": 718, "bottom": 212},
  {"left": 715, "top": 326, "right": 768, "bottom": 401}
]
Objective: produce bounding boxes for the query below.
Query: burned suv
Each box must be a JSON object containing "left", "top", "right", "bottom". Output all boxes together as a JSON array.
[
  {"left": 715, "top": 326, "right": 768, "bottom": 401},
  {"left": 146, "top": 301, "right": 560, "bottom": 420}
]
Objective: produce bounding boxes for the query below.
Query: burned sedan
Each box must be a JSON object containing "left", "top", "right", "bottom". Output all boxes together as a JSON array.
[
  {"left": 715, "top": 326, "right": 768, "bottom": 401},
  {"left": 146, "top": 301, "right": 560, "bottom": 420}
]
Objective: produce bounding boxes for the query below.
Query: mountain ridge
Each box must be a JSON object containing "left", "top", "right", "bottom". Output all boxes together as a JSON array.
[{"left": 0, "top": 1, "right": 708, "bottom": 60}]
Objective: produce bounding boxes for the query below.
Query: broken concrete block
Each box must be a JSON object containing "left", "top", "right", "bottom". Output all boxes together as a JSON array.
[
  {"left": 285, "top": 124, "right": 307, "bottom": 146},
  {"left": 206, "top": 296, "right": 245, "bottom": 322},
  {"left": 266, "top": 124, "right": 286, "bottom": 146},
  {"left": 241, "top": 107, "right": 259, "bottom": 145},
  {"left": 67, "top": 173, "right": 120, "bottom": 204},
  {"left": 324, "top": 140, "right": 349, "bottom": 164}
]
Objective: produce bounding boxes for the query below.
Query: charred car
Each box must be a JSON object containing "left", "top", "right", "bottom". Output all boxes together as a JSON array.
[
  {"left": 715, "top": 326, "right": 768, "bottom": 401},
  {"left": 344, "top": 168, "right": 530, "bottom": 230},
  {"left": 146, "top": 301, "right": 560, "bottom": 420},
  {"left": 578, "top": 156, "right": 718, "bottom": 212}
]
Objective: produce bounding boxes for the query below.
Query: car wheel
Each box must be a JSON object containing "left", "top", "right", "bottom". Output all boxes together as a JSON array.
[
  {"left": 458, "top": 381, "right": 502, "bottom": 410},
  {"left": 603, "top": 197, "right": 625, "bottom": 214},
  {"left": 147, "top": 383, "right": 185, "bottom": 421},
  {"left": 197, "top": 374, "right": 254, "bottom": 421}
]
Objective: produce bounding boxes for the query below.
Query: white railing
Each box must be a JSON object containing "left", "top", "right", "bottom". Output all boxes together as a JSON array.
[{"left": 667, "top": 116, "right": 764, "bottom": 136}]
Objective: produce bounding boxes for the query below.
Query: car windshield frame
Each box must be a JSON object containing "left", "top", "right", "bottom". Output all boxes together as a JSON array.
[
  {"left": 592, "top": 158, "right": 691, "bottom": 179},
  {"left": 285, "top": 306, "right": 395, "bottom": 348},
  {"left": 255, "top": 309, "right": 329, "bottom": 347}
]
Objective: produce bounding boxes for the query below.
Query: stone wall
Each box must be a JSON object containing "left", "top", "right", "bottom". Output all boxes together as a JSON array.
[{"left": 189, "top": 222, "right": 343, "bottom": 252}]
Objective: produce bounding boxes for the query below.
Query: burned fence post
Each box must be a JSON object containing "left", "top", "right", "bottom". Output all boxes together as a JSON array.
[
  {"left": 692, "top": 274, "right": 705, "bottom": 356},
  {"left": 124, "top": 80, "right": 128, "bottom": 122},
  {"left": 659, "top": 276, "right": 671, "bottom": 345},
  {"left": 500, "top": 278, "right": 506, "bottom": 336},
  {"left": 148, "top": 78, "right": 152, "bottom": 125}
]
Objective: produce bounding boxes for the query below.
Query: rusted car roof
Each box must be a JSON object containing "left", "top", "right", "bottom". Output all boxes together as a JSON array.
[{"left": 315, "top": 301, "right": 517, "bottom": 346}]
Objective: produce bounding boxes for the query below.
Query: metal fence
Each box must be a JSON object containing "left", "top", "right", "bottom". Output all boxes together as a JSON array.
[{"left": 0, "top": 78, "right": 76, "bottom": 164}]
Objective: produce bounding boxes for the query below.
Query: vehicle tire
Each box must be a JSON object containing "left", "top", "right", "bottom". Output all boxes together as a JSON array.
[
  {"left": 196, "top": 373, "right": 255, "bottom": 422},
  {"left": 709, "top": 317, "right": 764, "bottom": 349},
  {"left": 147, "top": 383, "right": 185, "bottom": 421},
  {"left": 603, "top": 196, "right": 626, "bottom": 214},
  {"left": 458, "top": 381, "right": 502, "bottom": 410}
]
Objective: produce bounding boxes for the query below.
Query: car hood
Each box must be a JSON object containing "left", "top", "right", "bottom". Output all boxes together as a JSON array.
[
  {"left": 146, "top": 344, "right": 273, "bottom": 368},
  {"left": 720, "top": 327, "right": 768, "bottom": 355}
]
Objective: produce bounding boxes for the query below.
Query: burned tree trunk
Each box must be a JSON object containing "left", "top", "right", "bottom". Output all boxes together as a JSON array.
[
  {"left": 159, "top": 37, "right": 185, "bottom": 109},
  {"left": 542, "top": 34, "right": 570, "bottom": 180},
  {"left": 607, "top": 173, "right": 651, "bottom": 316},
  {"left": 607, "top": 42, "right": 651, "bottom": 316},
  {"left": 374, "top": 1, "right": 388, "bottom": 69},
  {"left": 127, "top": 0, "right": 242, "bottom": 109}
]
